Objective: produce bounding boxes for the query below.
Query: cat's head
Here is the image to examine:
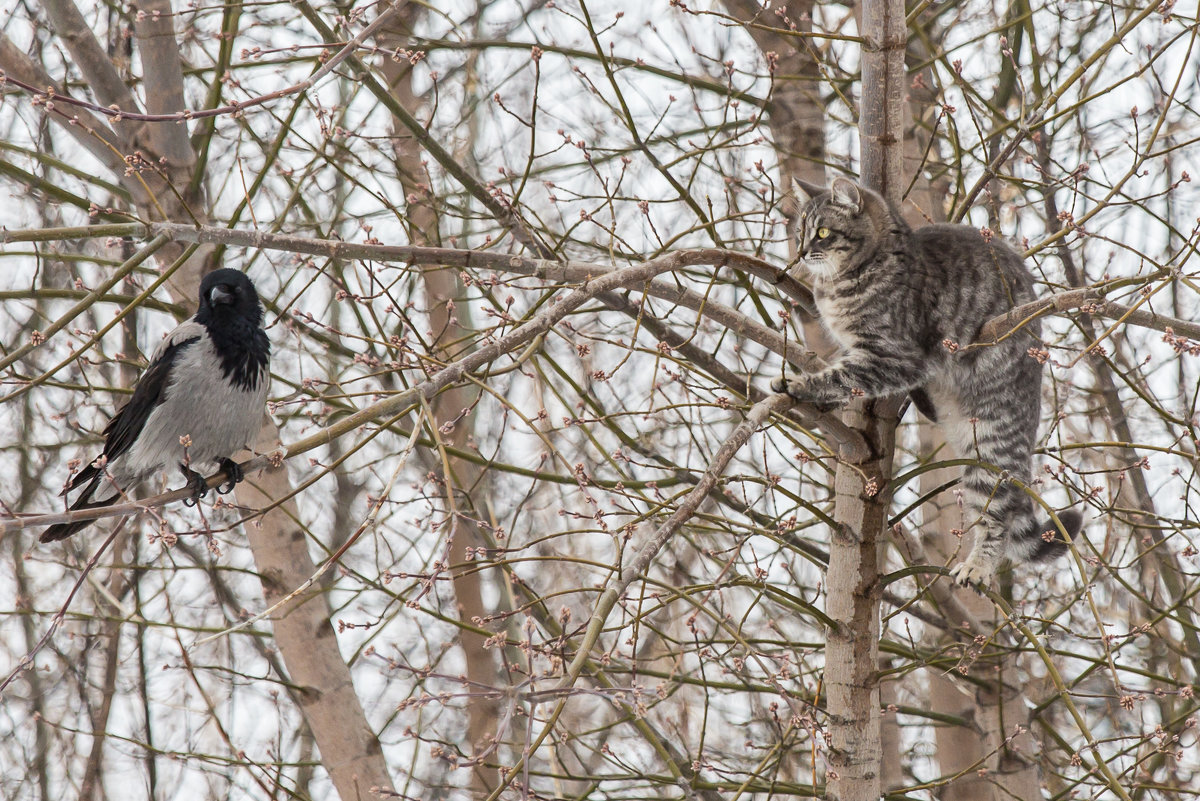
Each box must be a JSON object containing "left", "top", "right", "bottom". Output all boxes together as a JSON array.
[{"left": 792, "top": 177, "right": 886, "bottom": 281}]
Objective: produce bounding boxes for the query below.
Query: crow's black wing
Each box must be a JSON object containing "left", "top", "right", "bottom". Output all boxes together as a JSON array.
[
  {"left": 101, "top": 334, "right": 201, "bottom": 461},
  {"left": 66, "top": 335, "right": 200, "bottom": 493},
  {"left": 44, "top": 334, "right": 200, "bottom": 540},
  {"left": 62, "top": 332, "right": 201, "bottom": 497}
]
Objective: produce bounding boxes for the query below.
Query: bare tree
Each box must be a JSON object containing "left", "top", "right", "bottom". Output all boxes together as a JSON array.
[{"left": 0, "top": 0, "right": 1197, "bottom": 799}]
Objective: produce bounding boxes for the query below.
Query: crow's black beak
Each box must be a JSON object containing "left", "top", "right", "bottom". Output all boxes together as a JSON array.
[{"left": 210, "top": 285, "right": 235, "bottom": 305}]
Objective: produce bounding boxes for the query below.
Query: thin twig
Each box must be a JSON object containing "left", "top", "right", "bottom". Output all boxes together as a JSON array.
[
  {"left": 482, "top": 392, "right": 795, "bottom": 801},
  {"left": 0, "top": 523, "right": 124, "bottom": 694},
  {"left": 0, "top": 4, "right": 404, "bottom": 124}
]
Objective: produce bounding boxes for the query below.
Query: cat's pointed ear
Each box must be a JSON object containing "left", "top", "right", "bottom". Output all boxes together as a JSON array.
[
  {"left": 794, "top": 178, "right": 826, "bottom": 199},
  {"left": 830, "top": 177, "right": 863, "bottom": 212}
]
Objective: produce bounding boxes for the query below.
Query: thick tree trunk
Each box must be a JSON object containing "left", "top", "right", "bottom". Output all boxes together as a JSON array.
[
  {"left": 825, "top": 402, "right": 895, "bottom": 801},
  {"left": 824, "top": 0, "right": 905, "bottom": 798},
  {"left": 858, "top": 0, "right": 907, "bottom": 204},
  {"left": 7, "top": 3, "right": 396, "bottom": 796}
]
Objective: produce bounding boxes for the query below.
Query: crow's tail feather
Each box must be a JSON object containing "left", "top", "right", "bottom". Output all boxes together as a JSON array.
[{"left": 40, "top": 481, "right": 116, "bottom": 542}]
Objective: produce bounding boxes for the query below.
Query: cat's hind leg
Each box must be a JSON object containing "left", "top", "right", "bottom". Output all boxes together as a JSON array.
[
  {"left": 934, "top": 355, "right": 1041, "bottom": 587},
  {"left": 948, "top": 468, "right": 1035, "bottom": 587}
]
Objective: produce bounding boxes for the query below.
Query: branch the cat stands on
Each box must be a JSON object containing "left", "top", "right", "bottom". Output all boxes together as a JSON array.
[{"left": 772, "top": 177, "right": 1082, "bottom": 587}]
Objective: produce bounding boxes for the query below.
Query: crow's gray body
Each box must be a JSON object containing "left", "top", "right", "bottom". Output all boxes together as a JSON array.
[
  {"left": 88, "top": 321, "right": 269, "bottom": 502},
  {"left": 42, "top": 269, "right": 270, "bottom": 542}
]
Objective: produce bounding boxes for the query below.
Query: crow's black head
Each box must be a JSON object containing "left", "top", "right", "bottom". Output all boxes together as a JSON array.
[
  {"left": 197, "top": 269, "right": 263, "bottom": 328},
  {"left": 196, "top": 269, "right": 269, "bottom": 389}
]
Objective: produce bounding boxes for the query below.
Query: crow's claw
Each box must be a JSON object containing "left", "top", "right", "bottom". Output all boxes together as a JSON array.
[
  {"left": 179, "top": 464, "right": 208, "bottom": 507},
  {"left": 216, "top": 457, "right": 243, "bottom": 495}
]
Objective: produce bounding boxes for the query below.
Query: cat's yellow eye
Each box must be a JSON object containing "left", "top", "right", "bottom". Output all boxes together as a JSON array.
[{"left": 817, "top": 227, "right": 832, "bottom": 239}]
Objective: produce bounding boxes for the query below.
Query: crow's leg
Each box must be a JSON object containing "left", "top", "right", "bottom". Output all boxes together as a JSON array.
[
  {"left": 179, "top": 463, "right": 208, "bottom": 507},
  {"left": 215, "top": 457, "right": 243, "bottom": 495}
]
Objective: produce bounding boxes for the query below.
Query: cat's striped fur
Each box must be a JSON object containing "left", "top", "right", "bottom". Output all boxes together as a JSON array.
[{"left": 773, "top": 178, "right": 1080, "bottom": 586}]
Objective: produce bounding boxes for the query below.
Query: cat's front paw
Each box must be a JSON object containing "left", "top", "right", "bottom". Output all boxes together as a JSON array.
[
  {"left": 771, "top": 375, "right": 814, "bottom": 402},
  {"left": 948, "top": 552, "right": 998, "bottom": 590},
  {"left": 771, "top": 376, "right": 842, "bottom": 413}
]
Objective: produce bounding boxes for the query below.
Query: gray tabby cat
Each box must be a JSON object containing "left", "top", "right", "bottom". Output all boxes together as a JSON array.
[{"left": 772, "top": 177, "right": 1081, "bottom": 586}]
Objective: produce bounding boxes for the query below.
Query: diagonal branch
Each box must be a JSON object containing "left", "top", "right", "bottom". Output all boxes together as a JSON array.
[
  {"left": 977, "top": 286, "right": 1200, "bottom": 343},
  {"left": 4, "top": 250, "right": 860, "bottom": 535},
  {"left": 0, "top": 36, "right": 127, "bottom": 175},
  {"left": 482, "top": 392, "right": 796, "bottom": 801},
  {"left": 42, "top": 0, "right": 141, "bottom": 122}
]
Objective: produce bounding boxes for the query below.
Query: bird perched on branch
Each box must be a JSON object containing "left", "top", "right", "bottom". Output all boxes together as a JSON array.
[{"left": 41, "top": 269, "right": 271, "bottom": 542}]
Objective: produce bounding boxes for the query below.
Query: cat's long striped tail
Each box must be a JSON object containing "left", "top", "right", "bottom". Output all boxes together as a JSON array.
[{"left": 1011, "top": 508, "right": 1083, "bottom": 563}]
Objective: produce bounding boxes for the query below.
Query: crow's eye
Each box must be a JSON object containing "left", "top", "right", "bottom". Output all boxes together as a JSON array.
[{"left": 817, "top": 227, "right": 832, "bottom": 239}]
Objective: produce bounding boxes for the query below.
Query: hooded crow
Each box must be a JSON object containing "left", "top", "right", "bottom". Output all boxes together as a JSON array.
[{"left": 41, "top": 269, "right": 271, "bottom": 542}]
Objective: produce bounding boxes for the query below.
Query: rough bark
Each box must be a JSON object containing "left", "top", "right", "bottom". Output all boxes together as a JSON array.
[
  {"left": 858, "top": 0, "right": 907, "bottom": 205},
  {"left": 823, "top": 0, "right": 905, "bottom": 798},
  {"left": 377, "top": 4, "right": 500, "bottom": 791},
  {"left": 10, "top": 3, "right": 396, "bottom": 796},
  {"left": 825, "top": 399, "right": 895, "bottom": 801}
]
